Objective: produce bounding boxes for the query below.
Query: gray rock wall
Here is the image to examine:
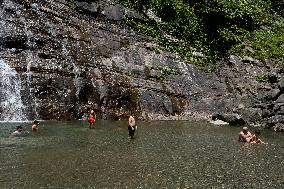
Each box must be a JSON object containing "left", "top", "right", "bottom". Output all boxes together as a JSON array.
[{"left": 0, "top": 0, "right": 283, "bottom": 129}]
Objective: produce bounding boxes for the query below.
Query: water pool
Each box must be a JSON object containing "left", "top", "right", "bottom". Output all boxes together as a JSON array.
[{"left": 0, "top": 120, "right": 283, "bottom": 188}]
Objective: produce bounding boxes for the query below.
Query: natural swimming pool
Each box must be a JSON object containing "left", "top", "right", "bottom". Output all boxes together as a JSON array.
[{"left": 0, "top": 120, "right": 283, "bottom": 188}]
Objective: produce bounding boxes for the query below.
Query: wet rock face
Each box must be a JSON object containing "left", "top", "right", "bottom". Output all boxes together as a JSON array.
[
  {"left": 0, "top": 0, "right": 216, "bottom": 121},
  {"left": 215, "top": 57, "right": 284, "bottom": 129},
  {"left": 0, "top": 0, "right": 283, "bottom": 127}
]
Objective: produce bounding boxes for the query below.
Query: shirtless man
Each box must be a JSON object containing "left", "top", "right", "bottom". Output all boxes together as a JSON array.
[
  {"left": 128, "top": 115, "right": 136, "bottom": 139},
  {"left": 239, "top": 127, "right": 252, "bottom": 142},
  {"left": 32, "top": 120, "right": 39, "bottom": 132}
]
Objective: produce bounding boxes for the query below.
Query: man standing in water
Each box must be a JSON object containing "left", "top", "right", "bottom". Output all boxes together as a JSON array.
[
  {"left": 239, "top": 127, "right": 252, "bottom": 142},
  {"left": 128, "top": 115, "right": 136, "bottom": 139},
  {"left": 32, "top": 120, "right": 39, "bottom": 132}
]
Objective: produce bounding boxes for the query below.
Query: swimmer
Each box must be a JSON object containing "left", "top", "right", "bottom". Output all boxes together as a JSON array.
[
  {"left": 11, "top": 126, "right": 24, "bottom": 137},
  {"left": 32, "top": 120, "right": 39, "bottom": 132}
]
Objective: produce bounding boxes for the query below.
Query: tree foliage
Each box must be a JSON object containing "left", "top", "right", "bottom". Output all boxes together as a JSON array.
[{"left": 119, "top": 0, "right": 284, "bottom": 66}]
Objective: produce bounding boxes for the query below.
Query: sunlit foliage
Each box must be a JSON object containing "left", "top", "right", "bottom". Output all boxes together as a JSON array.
[{"left": 119, "top": 0, "right": 284, "bottom": 66}]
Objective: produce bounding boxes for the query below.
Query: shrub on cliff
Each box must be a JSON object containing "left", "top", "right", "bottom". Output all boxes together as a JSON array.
[{"left": 118, "top": 0, "right": 284, "bottom": 66}]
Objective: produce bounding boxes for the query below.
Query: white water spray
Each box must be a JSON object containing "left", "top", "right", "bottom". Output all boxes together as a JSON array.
[{"left": 0, "top": 59, "right": 27, "bottom": 121}]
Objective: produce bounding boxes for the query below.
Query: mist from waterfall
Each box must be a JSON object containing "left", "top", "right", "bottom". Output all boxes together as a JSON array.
[{"left": 0, "top": 59, "right": 27, "bottom": 121}]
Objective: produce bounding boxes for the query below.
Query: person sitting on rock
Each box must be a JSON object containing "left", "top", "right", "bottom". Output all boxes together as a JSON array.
[
  {"left": 250, "top": 129, "right": 267, "bottom": 144},
  {"left": 32, "top": 120, "right": 39, "bottom": 132},
  {"left": 239, "top": 127, "right": 252, "bottom": 142}
]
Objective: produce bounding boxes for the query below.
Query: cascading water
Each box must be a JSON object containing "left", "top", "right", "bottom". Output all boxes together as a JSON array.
[{"left": 0, "top": 59, "right": 27, "bottom": 121}]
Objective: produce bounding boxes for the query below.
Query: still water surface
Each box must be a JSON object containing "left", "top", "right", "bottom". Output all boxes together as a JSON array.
[{"left": 0, "top": 120, "right": 283, "bottom": 188}]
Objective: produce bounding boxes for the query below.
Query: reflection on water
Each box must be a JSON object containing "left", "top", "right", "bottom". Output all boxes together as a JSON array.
[{"left": 0, "top": 121, "right": 283, "bottom": 188}]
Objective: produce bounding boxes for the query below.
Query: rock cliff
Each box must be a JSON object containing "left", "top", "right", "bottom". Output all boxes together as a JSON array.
[{"left": 0, "top": 0, "right": 283, "bottom": 130}]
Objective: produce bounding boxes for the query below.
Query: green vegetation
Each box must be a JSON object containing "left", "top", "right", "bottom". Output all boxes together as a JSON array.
[
  {"left": 69, "top": 0, "right": 76, "bottom": 10},
  {"left": 129, "top": 88, "right": 140, "bottom": 107},
  {"left": 145, "top": 64, "right": 178, "bottom": 81},
  {"left": 256, "top": 75, "right": 269, "bottom": 82},
  {"left": 119, "top": 0, "right": 284, "bottom": 67}
]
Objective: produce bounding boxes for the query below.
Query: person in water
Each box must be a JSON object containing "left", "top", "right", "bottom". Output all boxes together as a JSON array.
[
  {"left": 11, "top": 126, "right": 24, "bottom": 137},
  {"left": 32, "top": 120, "right": 39, "bottom": 132},
  {"left": 239, "top": 127, "right": 252, "bottom": 143},
  {"left": 88, "top": 114, "right": 95, "bottom": 129},
  {"left": 250, "top": 129, "right": 267, "bottom": 144},
  {"left": 128, "top": 115, "right": 136, "bottom": 139}
]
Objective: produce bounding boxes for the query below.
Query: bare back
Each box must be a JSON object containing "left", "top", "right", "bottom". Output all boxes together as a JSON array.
[
  {"left": 239, "top": 131, "right": 252, "bottom": 142},
  {"left": 128, "top": 116, "right": 135, "bottom": 127}
]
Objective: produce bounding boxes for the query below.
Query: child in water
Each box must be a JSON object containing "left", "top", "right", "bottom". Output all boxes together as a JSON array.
[
  {"left": 88, "top": 114, "right": 95, "bottom": 129},
  {"left": 11, "top": 126, "right": 24, "bottom": 136},
  {"left": 250, "top": 129, "right": 267, "bottom": 144}
]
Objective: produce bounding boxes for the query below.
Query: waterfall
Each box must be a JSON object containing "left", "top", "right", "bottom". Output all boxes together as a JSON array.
[{"left": 0, "top": 59, "right": 27, "bottom": 121}]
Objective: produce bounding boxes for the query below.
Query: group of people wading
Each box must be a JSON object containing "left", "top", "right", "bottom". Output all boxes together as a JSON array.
[
  {"left": 11, "top": 111, "right": 138, "bottom": 139},
  {"left": 11, "top": 120, "right": 39, "bottom": 137},
  {"left": 88, "top": 110, "right": 137, "bottom": 139},
  {"left": 10, "top": 110, "right": 267, "bottom": 143}
]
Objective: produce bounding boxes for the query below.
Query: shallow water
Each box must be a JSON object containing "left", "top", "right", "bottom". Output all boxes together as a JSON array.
[{"left": 0, "top": 120, "right": 283, "bottom": 188}]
